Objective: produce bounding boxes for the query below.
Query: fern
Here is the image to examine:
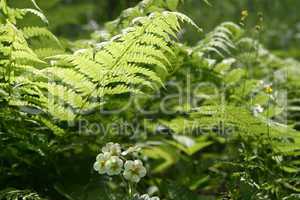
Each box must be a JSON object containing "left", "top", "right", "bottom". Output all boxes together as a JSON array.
[
  {"left": 159, "top": 105, "right": 300, "bottom": 154},
  {"left": 1, "top": 4, "right": 201, "bottom": 121},
  {"left": 0, "top": 188, "right": 45, "bottom": 200},
  {"left": 44, "top": 11, "right": 200, "bottom": 120},
  {"left": 105, "top": 0, "right": 183, "bottom": 34},
  {"left": 22, "top": 8, "right": 48, "bottom": 24},
  {"left": 194, "top": 22, "right": 242, "bottom": 57},
  {"left": 1, "top": 1, "right": 300, "bottom": 200},
  {"left": 0, "top": 0, "right": 65, "bottom": 128},
  {"left": 22, "top": 27, "right": 58, "bottom": 43}
]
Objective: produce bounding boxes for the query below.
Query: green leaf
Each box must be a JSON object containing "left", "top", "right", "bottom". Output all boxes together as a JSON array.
[
  {"left": 224, "top": 68, "right": 245, "bottom": 84},
  {"left": 166, "top": 0, "right": 179, "bottom": 11}
]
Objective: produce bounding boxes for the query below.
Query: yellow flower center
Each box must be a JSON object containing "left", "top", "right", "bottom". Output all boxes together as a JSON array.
[{"left": 264, "top": 86, "right": 272, "bottom": 94}]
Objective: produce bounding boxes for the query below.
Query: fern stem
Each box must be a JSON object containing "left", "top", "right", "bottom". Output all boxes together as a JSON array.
[{"left": 7, "top": 23, "right": 16, "bottom": 97}]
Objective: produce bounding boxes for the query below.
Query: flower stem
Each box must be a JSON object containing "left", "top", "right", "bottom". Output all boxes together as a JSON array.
[{"left": 128, "top": 182, "right": 133, "bottom": 199}]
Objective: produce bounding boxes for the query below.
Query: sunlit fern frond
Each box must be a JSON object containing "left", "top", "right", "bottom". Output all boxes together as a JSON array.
[
  {"left": 191, "top": 105, "right": 300, "bottom": 154},
  {"left": 44, "top": 11, "right": 201, "bottom": 121}
]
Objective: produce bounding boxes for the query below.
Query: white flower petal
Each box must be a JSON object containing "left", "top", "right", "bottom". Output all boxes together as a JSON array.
[
  {"left": 105, "top": 156, "right": 123, "bottom": 176},
  {"left": 138, "top": 167, "right": 147, "bottom": 178},
  {"left": 124, "top": 160, "right": 134, "bottom": 170},
  {"left": 102, "top": 142, "right": 121, "bottom": 156}
]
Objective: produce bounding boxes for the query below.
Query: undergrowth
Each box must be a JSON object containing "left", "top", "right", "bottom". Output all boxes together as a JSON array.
[{"left": 0, "top": 0, "right": 299, "bottom": 199}]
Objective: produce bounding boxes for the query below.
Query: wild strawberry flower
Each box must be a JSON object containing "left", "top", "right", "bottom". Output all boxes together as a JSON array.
[
  {"left": 105, "top": 156, "right": 124, "bottom": 175},
  {"left": 123, "top": 160, "right": 147, "bottom": 183},
  {"left": 94, "top": 152, "right": 111, "bottom": 174},
  {"left": 102, "top": 142, "right": 122, "bottom": 156},
  {"left": 133, "top": 194, "right": 160, "bottom": 200}
]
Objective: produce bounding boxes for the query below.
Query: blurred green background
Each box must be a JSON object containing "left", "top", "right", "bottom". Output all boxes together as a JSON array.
[{"left": 10, "top": 0, "right": 300, "bottom": 55}]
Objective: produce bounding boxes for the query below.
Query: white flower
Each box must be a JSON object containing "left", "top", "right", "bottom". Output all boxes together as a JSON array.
[
  {"left": 93, "top": 152, "right": 111, "bottom": 174},
  {"left": 102, "top": 142, "right": 121, "bottom": 156},
  {"left": 123, "top": 160, "right": 147, "bottom": 183},
  {"left": 252, "top": 104, "right": 264, "bottom": 116},
  {"left": 105, "top": 156, "right": 123, "bottom": 176},
  {"left": 133, "top": 194, "right": 160, "bottom": 200}
]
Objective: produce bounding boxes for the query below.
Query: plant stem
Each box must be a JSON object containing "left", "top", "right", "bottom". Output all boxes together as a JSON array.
[{"left": 128, "top": 182, "right": 133, "bottom": 199}]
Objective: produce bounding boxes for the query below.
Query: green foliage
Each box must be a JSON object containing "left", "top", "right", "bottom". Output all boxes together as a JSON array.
[
  {"left": 0, "top": 0, "right": 300, "bottom": 200},
  {"left": 0, "top": 188, "right": 45, "bottom": 200}
]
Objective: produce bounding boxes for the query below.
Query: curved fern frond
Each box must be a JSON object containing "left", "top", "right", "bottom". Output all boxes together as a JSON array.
[
  {"left": 194, "top": 22, "right": 242, "bottom": 57},
  {"left": 46, "top": 11, "right": 199, "bottom": 120},
  {"left": 167, "top": 11, "right": 203, "bottom": 32},
  {"left": 22, "top": 8, "right": 48, "bottom": 24},
  {"left": 22, "top": 27, "right": 59, "bottom": 44}
]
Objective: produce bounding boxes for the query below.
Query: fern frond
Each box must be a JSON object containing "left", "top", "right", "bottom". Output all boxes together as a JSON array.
[
  {"left": 131, "top": 44, "right": 171, "bottom": 66},
  {"left": 127, "top": 53, "right": 168, "bottom": 72},
  {"left": 39, "top": 82, "right": 85, "bottom": 109},
  {"left": 134, "top": 33, "right": 175, "bottom": 56},
  {"left": 102, "top": 75, "right": 153, "bottom": 88},
  {"left": 22, "top": 27, "right": 59, "bottom": 44},
  {"left": 0, "top": 188, "right": 45, "bottom": 200},
  {"left": 46, "top": 12, "right": 198, "bottom": 119},
  {"left": 191, "top": 105, "right": 300, "bottom": 153},
  {"left": 29, "top": 0, "right": 43, "bottom": 12},
  {"left": 42, "top": 67, "right": 95, "bottom": 95},
  {"left": 194, "top": 22, "right": 242, "bottom": 57},
  {"left": 166, "top": 11, "right": 202, "bottom": 32},
  {"left": 54, "top": 54, "right": 105, "bottom": 82},
  {"left": 97, "top": 84, "right": 142, "bottom": 96},
  {"left": 109, "top": 64, "right": 164, "bottom": 86},
  {"left": 12, "top": 50, "right": 45, "bottom": 63},
  {"left": 22, "top": 8, "right": 48, "bottom": 24},
  {"left": 34, "top": 48, "right": 65, "bottom": 58},
  {"left": 38, "top": 117, "right": 65, "bottom": 136},
  {"left": 41, "top": 97, "right": 76, "bottom": 121}
]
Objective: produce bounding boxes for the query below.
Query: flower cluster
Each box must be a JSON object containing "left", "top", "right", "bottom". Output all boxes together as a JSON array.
[
  {"left": 133, "top": 194, "right": 160, "bottom": 200},
  {"left": 93, "top": 143, "right": 147, "bottom": 183}
]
